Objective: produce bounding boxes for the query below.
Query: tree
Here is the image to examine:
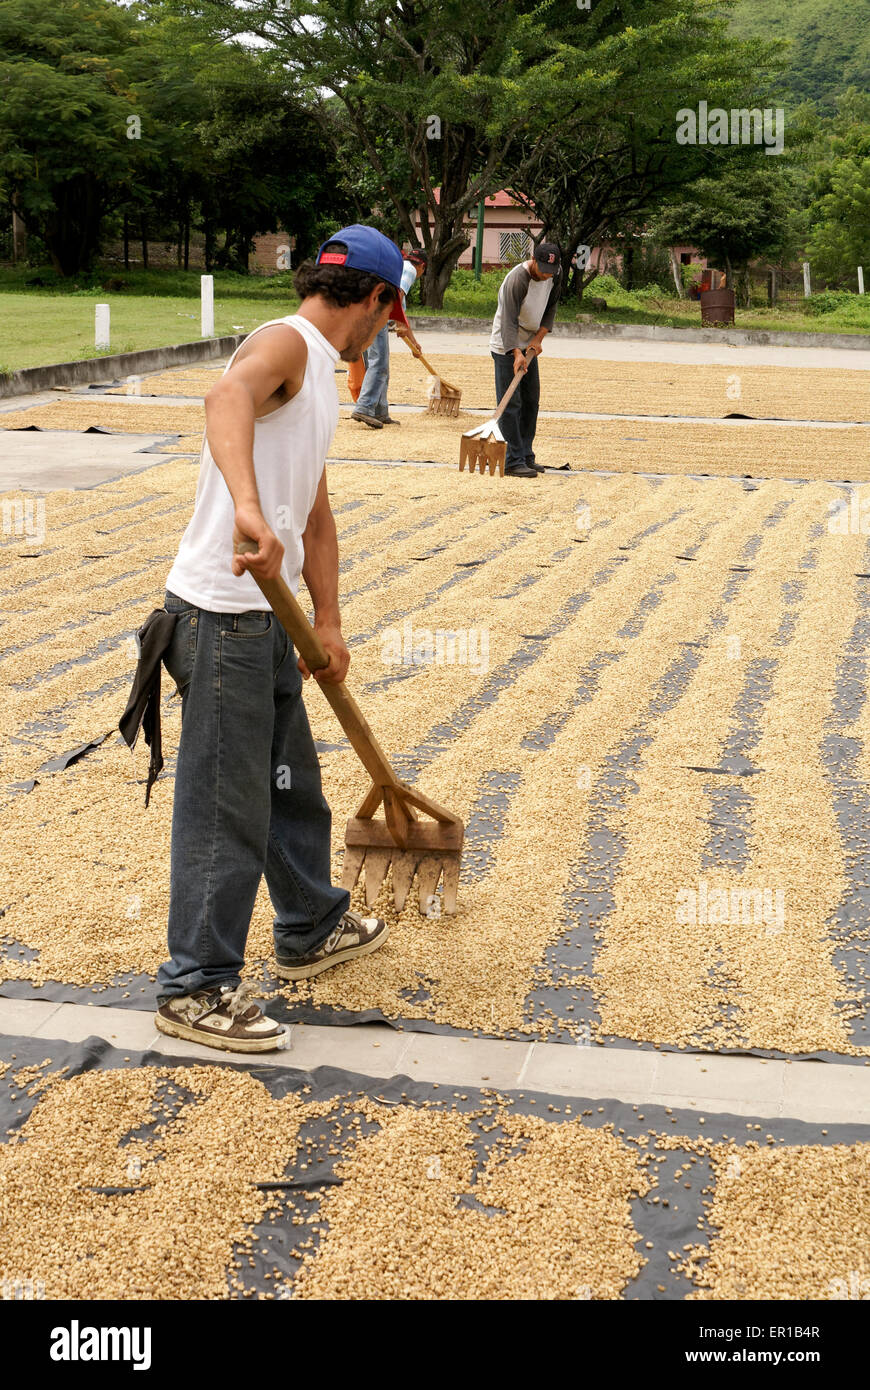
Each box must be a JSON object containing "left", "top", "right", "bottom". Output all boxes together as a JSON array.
[
  {"left": 805, "top": 95, "right": 870, "bottom": 285},
  {"left": 159, "top": 0, "right": 790, "bottom": 308},
  {"left": 650, "top": 161, "right": 803, "bottom": 301},
  {"left": 0, "top": 0, "right": 150, "bottom": 273},
  {"left": 504, "top": 2, "right": 788, "bottom": 294},
  {"left": 159, "top": 0, "right": 576, "bottom": 306},
  {"left": 0, "top": 0, "right": 359, "bottom": 276},
  {"left": 191, "top": 51, "right": 356, "bottom": 269}
]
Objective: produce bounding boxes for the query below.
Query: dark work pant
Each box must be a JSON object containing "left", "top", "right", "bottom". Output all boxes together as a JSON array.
[
  {"left": 492, "top": 350, "right": 540, "bottom": 470},
  {"left": 156, "top": 590, "right": 350, "bottom": 1001}
]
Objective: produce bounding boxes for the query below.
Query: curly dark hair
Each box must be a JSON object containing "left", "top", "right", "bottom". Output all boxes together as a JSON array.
[{"left": 294, "top": 243, "right": 397, "bottom": 308}]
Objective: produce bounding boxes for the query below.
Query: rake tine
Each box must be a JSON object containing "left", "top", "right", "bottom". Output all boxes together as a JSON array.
[
  {"left": 340, "top": 845, "right": 366, "bottom": 893},
  {"left": 363, "top": 848, "right": 393, "bottom": 908},
  {"left": 441, "top": 856, "right": 460, "bottom": 914},
  {"left": 390, "top": 851, "right": 420, "bottom": 911},
  {"left": 427, "top": 394, "right": 461, "bottom": 418},
  {"left": 416, "top": 855, "right": 444, "bottom": 915}
]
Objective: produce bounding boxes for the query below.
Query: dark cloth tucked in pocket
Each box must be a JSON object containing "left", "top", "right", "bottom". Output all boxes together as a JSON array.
[{"left": 118, "top": 609, "right": 178, "bottom": 806}]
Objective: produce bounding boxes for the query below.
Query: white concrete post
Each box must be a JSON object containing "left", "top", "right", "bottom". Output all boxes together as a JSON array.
[
  {"left": 201, "top": 274, "right": 214, "bottom": 337},
  {"left": 858, "top": 266, "right": 865, "bottom": 295},
  {"left": 95, "top": 303, "right": 110, "bottom": 349},
  {"left": 802, "top": 262, "right": 812, "bottom": 298}
]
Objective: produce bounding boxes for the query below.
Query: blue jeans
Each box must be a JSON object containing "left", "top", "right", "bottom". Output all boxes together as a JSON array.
[
  {"left": 156, "top": 591, "right": 349, "bottom": 1001},
  {"left": 356, "top": 325, "right": 390, "bottom": 419},
  {"left": 492, "top": 350, "right": 540, "bottom": 470}
]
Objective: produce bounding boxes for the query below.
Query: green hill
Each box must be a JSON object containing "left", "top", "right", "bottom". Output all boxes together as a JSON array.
[{"left": 729, "top": 0, "right": 870, "bottom": 109}]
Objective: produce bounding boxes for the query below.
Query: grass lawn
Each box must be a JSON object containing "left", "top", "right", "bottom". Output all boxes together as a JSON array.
[
  {"left": 2, "top": 264, "right": 868, "bottom": 373},
  {"left": 0, "top": 267, "right": 302, "bottom": 372}
]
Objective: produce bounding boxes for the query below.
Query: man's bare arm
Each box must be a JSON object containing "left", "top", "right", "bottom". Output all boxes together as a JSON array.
[
  {"left": 205, "top": 324, "right": 307, "bottom": 580},
  {"left": 526, "top": 325, "right": 550, "bottom": 356},
  {"left": 299, "top": 472, "right": 349, "bottom": 684}
]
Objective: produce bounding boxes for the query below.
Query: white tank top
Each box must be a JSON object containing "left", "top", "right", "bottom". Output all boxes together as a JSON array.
[{"left": 166, "top": 314, "right": 339, "bottom": 613}]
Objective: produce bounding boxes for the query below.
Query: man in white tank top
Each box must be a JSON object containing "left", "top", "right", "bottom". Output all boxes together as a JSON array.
[{"left": 155, "top": 226, "right": 409, "bottom": 1054}]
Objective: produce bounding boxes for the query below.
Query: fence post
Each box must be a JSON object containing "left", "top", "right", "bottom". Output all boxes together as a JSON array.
[
  {"left": 95, "top": 304, "right": 110, "bottom": 350},
  {"left": 201, "top": 274, "right": 215, "bottom": 338},
  {"left": 802, "top": 262, "right": 812, "bottom": 298},
  {"left": 859, "top": 267, "right": 865, "bottom": 296},
  {"left": 474, "top": 200, "right": 484, "bottom": 281}
]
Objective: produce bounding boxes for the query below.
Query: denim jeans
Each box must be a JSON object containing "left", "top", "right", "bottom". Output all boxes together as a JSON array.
[
  {"left": 492, "top": 350, "right": 541, "bottom": 470},
  {"left": 356, "top": 325, "right": 390, "bottom": 419},
  {"left": 156, "top": 591, "right": 349, "bottom": 1001}
]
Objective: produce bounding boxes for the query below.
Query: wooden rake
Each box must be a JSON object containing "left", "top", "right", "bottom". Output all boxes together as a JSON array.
[
  {"left": 401, "top": 338, "right": 462, "bottom": 416},
  {"left": 235, "top": 541, "right": 464, "bottom": 914},
  {"left": 459, "top": 347, "right": 535, "bottom": 476}
]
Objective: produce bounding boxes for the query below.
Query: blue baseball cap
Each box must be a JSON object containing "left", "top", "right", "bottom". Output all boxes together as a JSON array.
[{"left": 315, "top": 224, "right": 409, "bottom": 327}]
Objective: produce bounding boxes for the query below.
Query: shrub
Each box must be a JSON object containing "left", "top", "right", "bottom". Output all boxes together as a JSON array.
[
  {"left": 803, "top": 289, "right": 857, "bottom": 316},
  {"left": 589, "top": 273, "right": 622, "bottom": 297}
]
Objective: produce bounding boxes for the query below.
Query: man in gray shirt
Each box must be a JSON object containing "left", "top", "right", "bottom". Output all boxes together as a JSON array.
[{"left": 489, "top": 243, "right": 561, "bottom": 477}]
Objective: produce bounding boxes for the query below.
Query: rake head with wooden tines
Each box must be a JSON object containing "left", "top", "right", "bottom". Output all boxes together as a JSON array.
[
  {"left": 401, "top": 337, "right": 462, "bottom": 417},
  {"left": 235, "top": 540, "right": 464, "bottom": 914},
  {"left": 459, "top": 347, "right": 534, "bottom": 476}
]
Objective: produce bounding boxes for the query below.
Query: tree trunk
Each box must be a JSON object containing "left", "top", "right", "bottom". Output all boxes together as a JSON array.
[
  {"left": 724, "top": 253, "right": 733, "bottom": 291},
  {"left": 11, "top": 194, "right": 27, "bottom": 263},
  {"left": 412, "top": 192, "right": 472, "bottom": 309},
  {"left": 417, "top": 233, "right": 470, "bottom": 309},
  {"left": 184, "top": 212, "right": 190, "bottom": 272},
  {"left": 140, "top": 217, "right": 149, "bottom": 270},
  {"left": 427, "top": 257, "right": 455, "bottom": 310},
  {"left": 123, "top": 212, "right": 130, "bottom": 271},
  {"left": 42, "top": 175, "right": 103, "bottom": 274},
  {"left": 669, "top": 248, "right": 684, "bottom": 298}
]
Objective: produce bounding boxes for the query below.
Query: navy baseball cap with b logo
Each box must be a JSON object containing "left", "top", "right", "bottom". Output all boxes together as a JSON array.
[
  {"left": 534, "top": 242, "right": 560, "bottom": 272},
  {"left": 315, "top": 224, "right": 410, "bottom": 327}
]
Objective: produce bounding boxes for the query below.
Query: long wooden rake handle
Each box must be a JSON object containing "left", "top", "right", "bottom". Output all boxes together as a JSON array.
[
  {"left": 235, "top": 540, "right": 396, "bottom": 787},
  {"left": 233, "top": 540, "right": 460, "bottom": 848},
  {"left": 491, "top": 347, "right": 536, "bottom": 422}
]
